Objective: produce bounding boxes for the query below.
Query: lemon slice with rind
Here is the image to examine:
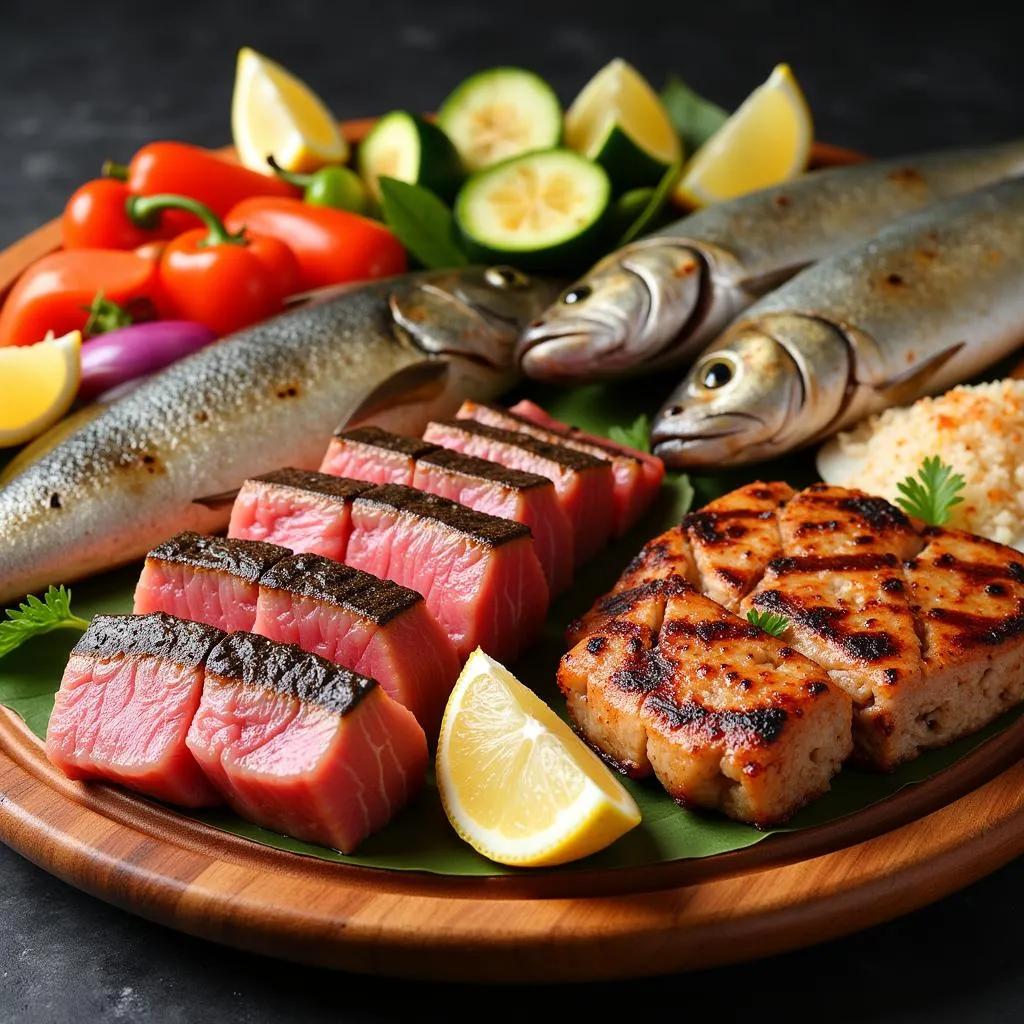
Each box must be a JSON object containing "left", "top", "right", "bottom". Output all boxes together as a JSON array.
[
  {"left": 565, "top": 58, "right": 682, "bottom": 191},
  {"left": 673, "top": 63, "right": 812, "bottom": 209},
  {"left": 232, "top": 47, "right": 348, "bottom": 175},
  {"left": 0, "top": 330, "right": 82, "bottom": 448},
  {"left": 436, "top": 648, "right": 641, "bottom": 867}
]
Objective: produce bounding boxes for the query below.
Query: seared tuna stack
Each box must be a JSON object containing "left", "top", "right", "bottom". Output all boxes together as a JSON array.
[{"left": 320, "top": 427, "right": 437, "bottom": 485}]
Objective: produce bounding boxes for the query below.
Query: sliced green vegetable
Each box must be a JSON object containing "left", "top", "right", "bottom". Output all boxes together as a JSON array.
[
  {"left": 660, "top": 73, "right": 729, "bottom": 154},
  {"left": 358, "top": 111, "right": 465, "bottom": 204},
  {"left": 895, "top": 455, "right": 966, "bottom": 526},
  {"left": 378, "top": 177, "right": 469, "bottom": 270},
  {"left": 437, "top": 67, "right": 562, "bottom": 173}
]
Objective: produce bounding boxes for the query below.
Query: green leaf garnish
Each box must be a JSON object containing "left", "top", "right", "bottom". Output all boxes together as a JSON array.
[
  {"left": 894, "top": 455, "right": 966, "bottom": 526},
  {"left": 617, "top": 159, "right": 683, "bottom": 246},
  {"left": 608, "top": 413, "right": 651, "bottom": 452},
  {"left": 0, "top": 586, "right": 90, "bottom": 660},
  {"left": 660, "top": 74, "right": 729, "bottom": 154},
  {"left": 746, "top": 608, "right": 790, "bottom": 637},
  {"left": 378, "top": 177, "right": 469, "bottom": 270}
]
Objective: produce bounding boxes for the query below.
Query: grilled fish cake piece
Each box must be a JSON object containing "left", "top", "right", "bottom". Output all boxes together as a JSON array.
[{"left": 558, "top": 577, "right": 852, "bottom": 826}]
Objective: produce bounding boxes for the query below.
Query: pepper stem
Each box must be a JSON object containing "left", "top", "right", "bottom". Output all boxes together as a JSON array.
[
  {"left": 266, "top": 155, "right": 312, "bottom": 187},
  {"left": 102, "top": 161, "right": 130, "bottom": 181},
  {"left": 82, "top": 291, "right": 134, "bottom": 337},
  {"left": 126, "top": 193, "right": 247, "bottom": 248}
]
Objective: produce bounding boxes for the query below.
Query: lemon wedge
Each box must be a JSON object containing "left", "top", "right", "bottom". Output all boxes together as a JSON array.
[
  {"left": 565, "top": 58, "right": 682, "bottom": 191},
  {"left": 673, "top": 63, "right": 812, "bottom": 209},
  {"left": 0, "top": 330, "right": 81, "bottom": 448},
  {"left": 231, "top": 47, "right": 348, "bottom": 175},
  {"left": 436, "top": 648, "right": 641, "bottom": 867}
]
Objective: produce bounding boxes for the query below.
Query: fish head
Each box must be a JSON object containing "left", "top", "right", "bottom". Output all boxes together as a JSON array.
[
  {"left": 650, "top": 313, "right": 851, "bottom": 468},
  {"left": 515, "top": 240, "right": 704, "bottom": 382}
]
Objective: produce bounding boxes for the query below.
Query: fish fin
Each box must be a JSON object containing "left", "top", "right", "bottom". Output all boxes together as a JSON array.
[
  {"left": 192, "top": 488, "right": 241, "bottom": 510},
  {"left": 872, "top": 342, "right": 966, "bottom": 405},
  {"left": 740, "top": 261, "right": 814, "bottom": 297},
  {"left": 339, "top": 359, "right": 450, "bottom": 430}
]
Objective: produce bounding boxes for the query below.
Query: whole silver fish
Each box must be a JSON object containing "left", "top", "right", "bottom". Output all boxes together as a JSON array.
[
  {"left": 517, "top": 139, "right": 1024, "bottom": 382},
  {"left": 0, "top": 266, "right": 559, "bottom": 603},
  {"left": 649, "top": 176, "right": 1024, "bottom": 469}
]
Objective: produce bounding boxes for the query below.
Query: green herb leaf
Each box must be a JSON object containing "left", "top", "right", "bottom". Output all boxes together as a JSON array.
[
  {"left": 378, "top": 177, "right": 469, "bottom": 270},
  {"left": 617, "top": 159, "right": 683, "bottom": 246},
  {"left": 82, "top": 291, "right": 134, "bottom": 338},
  {"left": 608, "top": 413, "right": 651, "bottom": 452},
  {"left": 895, "top": 455, "right": 966, "bottom": 526},
  {"left": 746, "top": 607, "right": 790, "bottom": 637},
  {"left": 660, "top": 74, "right": 729, "bottom": 155},
  {"left": 0, "top": 585, "right": 90, "bottom": 660}
]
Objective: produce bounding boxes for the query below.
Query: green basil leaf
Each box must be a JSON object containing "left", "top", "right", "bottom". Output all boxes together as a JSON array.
[
  {"left": 378, "top": 177, "right": 469, "bottom": 269},
  {"left": 660, "top": 74, "right": 729, "bottom": 154}
]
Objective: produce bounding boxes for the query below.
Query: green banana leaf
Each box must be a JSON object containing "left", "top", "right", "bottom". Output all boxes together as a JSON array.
[{"left": 1, "top": 377, "right": 1020, "bottom": 878}]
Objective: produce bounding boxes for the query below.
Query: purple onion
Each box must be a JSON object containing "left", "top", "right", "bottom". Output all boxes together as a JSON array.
[{"left": 79, "top": 320, "right": 218, "bottom": 402}]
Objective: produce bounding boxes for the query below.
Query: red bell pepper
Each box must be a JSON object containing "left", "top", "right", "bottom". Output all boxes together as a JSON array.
[
  {"left": 62, "top": 178, "right": 194, "bottom": 250},
  {"left": 224, "top": 196, "right": 407, "bottom": 291},
  {"left": 126, "top": 194, "right": 302, "bottom": 336}
]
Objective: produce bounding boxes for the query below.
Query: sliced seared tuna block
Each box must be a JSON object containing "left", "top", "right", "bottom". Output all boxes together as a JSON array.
[
  {"left": 45, "top": 612, "right": 224, "bottom": 807},
  {"left": 319, "top": 426, "right": 438, "bottom": 485},
  {"left": 412, "top": 446, "right": 573, "bottom": 596},
  {"left": 185, "top": 631, "right": 428, "bottom": 853},
  {"left": 227, "top": 468, "right": 372, "bottom": 561},
  {"left": 254, "top": 552, "right": 460, "bottom": 740},
  {"left": 346, "top": 483, "right": 549, "bottom": 663},
  {"left": 133, "top": 531, "right": 290, "bottom": 632},
  {"left": 423, "top": 418, "right": 614, "bottom": 566},
  {"left": 459, "top": 398, "right": 665, "bottom": 536}
]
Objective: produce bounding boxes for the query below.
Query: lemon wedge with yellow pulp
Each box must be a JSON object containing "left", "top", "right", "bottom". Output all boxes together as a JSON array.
[
  {"left": 232, "top": 47, "right": 348, "bottom": 174},
  {"left": 673, "top": 63, "right": 812, "bottom": 209},
  {"left": 436, "top": 648, "right": 641, "bottom": 867},
  {"left": 565, "top": 58, "right": 682, "bottom": 192},
  {"left": 0, "top": 330, "right": 81, "bottom": 448}
]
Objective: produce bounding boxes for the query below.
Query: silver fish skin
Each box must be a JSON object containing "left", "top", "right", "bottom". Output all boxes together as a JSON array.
[
  {"left": 650, "top": 176, "right": 1024, "bottom": 469},
  {"left": 0, "top": 265, "right": 560, "bottom": 604},
  {"left": 517, "top": 139, "right": 1024, "bottom": 383}
]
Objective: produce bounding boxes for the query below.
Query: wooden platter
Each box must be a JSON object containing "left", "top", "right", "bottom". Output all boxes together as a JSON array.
[{"left": 3, "top": 125, "right": 1023, "bottom": 984}]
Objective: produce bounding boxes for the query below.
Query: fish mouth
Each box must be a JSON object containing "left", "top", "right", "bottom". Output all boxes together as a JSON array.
[
  {"left": 517, "top": 320, "right": 628, "bottom": 380},
  {"left": 651, "top": 412, "right": 768, "bottom": 466}
]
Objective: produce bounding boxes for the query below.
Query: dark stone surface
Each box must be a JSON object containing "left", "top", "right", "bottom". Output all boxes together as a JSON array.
[{"left": 2, "top": 0, "right": 1024, "bottom": 1018}]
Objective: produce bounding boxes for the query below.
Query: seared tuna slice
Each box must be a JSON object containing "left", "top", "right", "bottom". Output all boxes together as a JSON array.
[
  {"left": 45, "top": 612, "right": 224, "bottom": 807},
  {"left": 558, "top": 577, "right": 852, "bottom": 826},
  {"left": 319, "top": 426, "right": 438, "bottom": 485},
  {"left": 227, "top": 468, "right": 372, "bottom": 560},
  {"left": 412, "top": 446, "right": 573, "bottom": 596},
  {"left": 133, "top": 531, "right": 290, "bottom": 632},
  {"left": 458, "top": 399, "right": 663, "bottom": 537},
  {"left": 186, "top": 631, "right": 428, "bottom": 853},
  {"left": 423, "top": 418, "right": 614, "bottom": 566},
  {"left": 254, "top": 553, "right": 460, "bottom": 740},
  {"left": 346, "top": 483, "right": 549, "bottom": 663}
]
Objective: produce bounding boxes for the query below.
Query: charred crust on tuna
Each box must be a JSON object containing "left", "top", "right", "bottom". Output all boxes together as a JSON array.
[
  {"left": 331, "top": 425, "right": 439, "bottom": 459},
  {"left": 430, "top": 419, "right": 606, "bottom": 471},
  {"left": 250, "top": 468, "right": 375, "bottom": 502},
  {"left": 259, "top": 553, "right": 421, "bottom": 625},
  {"left": 355, "top": 483, "right": 531, "bottom": 545},
  {"left": 644, "top": 693, "right": 788, "bottom": 746},
  {"left": 205, "top": 631, "right": 376, "bottom": 715},
  {"left": 146, "top": 531, "right": 291, "bottom": 583},
  {"left": 73, "top": 612, "right": 225, "bottom": 667},
  {"left": 418, "top": 446, "right": 552, "bottom": 490}
]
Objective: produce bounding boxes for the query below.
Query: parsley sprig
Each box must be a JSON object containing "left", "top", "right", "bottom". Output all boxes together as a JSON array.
[
  {"left": 895, "top": 456, "right": 966, "bottom": 526},
  {"left": 746, "top": 608, "right": 790, "bottom": 638},
  {"left": 0, "top": 586, "right": 89, "bottom": 660}
]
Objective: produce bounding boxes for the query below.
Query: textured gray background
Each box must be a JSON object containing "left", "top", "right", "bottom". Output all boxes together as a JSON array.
[{"left": 2, "top": 0, "right": 1023, "bottom": 1019}]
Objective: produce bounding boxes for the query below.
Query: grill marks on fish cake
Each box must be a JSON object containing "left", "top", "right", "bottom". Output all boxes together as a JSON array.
[
  {"left": 185, "top": 630, "right": 428, "bottom": 853},
  {"left": 320, "top": 426, "right": 574, "bottom": 595},
  {"left": 228, "top": 468, "right": 373, "bottom": 561},
  {"left": 558, "top": 577, "right": 852, "bottom": 826},
  {"left": 423, "top": 417, "right": 614, "bottom": 566},
  {"left": 45, "top": 613, "right": 225, "bottom": 807},
  {"left": 254, "top": 553, "right": 460, "bottom": 741},
  {"left": 346, "top": 483, "right": 549, "bottom": 663},
  {"left": 133, "top": 532, "right": 292, "bottom": 632}
]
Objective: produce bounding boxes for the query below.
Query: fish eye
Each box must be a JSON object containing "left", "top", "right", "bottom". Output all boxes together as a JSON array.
[
  {"left": 701, "top": 359, "right": 735, "bottom": 389},
  {"left": 486, "top": 266, "right": 529, "bottom": 289},
  {"left": 562, "top": 285, "right": 592, "bottom": 305}
]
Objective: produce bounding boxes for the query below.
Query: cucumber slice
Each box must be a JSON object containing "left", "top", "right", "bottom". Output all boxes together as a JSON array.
[
  {"left": 358, "top": 110, "right": 464, "bottom": 202},
  {"left": 455, "top": 149, "right": 611, "bottom": 273},
  {"left": 437, "top": 67, "right": 562, "bottom": 173}
]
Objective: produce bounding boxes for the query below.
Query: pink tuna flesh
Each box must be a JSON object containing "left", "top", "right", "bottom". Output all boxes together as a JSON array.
[
  {"left": 346, "top": 483, "right": 549, "bottom": 664},
  {"left": 254, "top": 553, "right": 459, "bottom": 742},
  {"left": 185, "top": 631, "right": 427, "bottom": 853},
  {"left": 45, "top": 613, "right": 224, "bottom": 807},
  {"left": 319, "top": 426, "right": 437, "bottom": 485},
  {"left": 228, "top": 468, "right": 372, "bottom": 561}
]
